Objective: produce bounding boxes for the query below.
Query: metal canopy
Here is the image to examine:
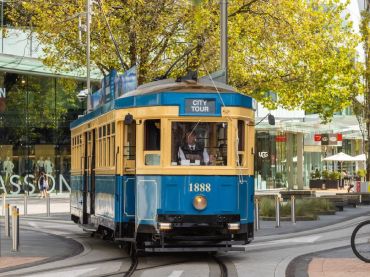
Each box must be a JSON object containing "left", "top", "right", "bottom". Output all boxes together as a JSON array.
[{"left": 0, "top": 53, "right": 102, "bottom": 81}]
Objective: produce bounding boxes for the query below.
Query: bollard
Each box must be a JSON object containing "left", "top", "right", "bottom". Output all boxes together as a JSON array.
[
  {"left": 275, "top": 195, "right": 280, "bottom": 228},
  {"left": 254, "top": 198, "right": 260, "bottom": 231},
  {"left": 24, "top": 194, "right": 28, "bottom": 216},
  {"left": 46, "top": 194, "right": 50, "bottom": 217},
  {"left": 12, "top": 206, "right": 19, "bottom": 252},
  {"left": 2, "top": 193, "right": 5, "bottom": 216},
  {"left": 359, "top": 194, "right": 362, "bottom": 204},
  {"left": 291, "top": 195, "right": 296, "bottom": 224},
  {"left": 5, "top": 203, "right": 10, "bottom": 237}
]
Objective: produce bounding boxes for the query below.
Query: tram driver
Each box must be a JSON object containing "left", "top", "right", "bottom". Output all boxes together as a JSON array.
[{"left": 178, "top": 131, "right": 209, "bottom": 165}]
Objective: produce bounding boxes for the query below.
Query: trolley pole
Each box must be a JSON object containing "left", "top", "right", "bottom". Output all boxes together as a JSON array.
[
  {"left": 220, "top": 0, "right": 228, "bottom": 83},
  {"left": 291, "top": 195, "right": 296, "bottom": 224},
  {"left": 12, "top": 206, "right": 19, "bottom": 252},
  {"left": 86, "top": 0, "right": 92, "bottom": 112},
  {"left": 254, "top": 198, "right": 260, "bottom": 231},
  {"left": 275, "top": 195, "right": 280, "bottom": 228},
  {"left": 5, "top": 203, "right": 10, "bottom": 237}
]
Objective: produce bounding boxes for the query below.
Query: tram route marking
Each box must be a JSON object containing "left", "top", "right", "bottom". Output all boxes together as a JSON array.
[{"left": 167, "top": 270, "right": 184, "bottom": 277}]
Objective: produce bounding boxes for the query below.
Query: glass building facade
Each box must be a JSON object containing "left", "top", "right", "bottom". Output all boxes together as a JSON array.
[
  {"left": 255, "top": 129, "right": 365, "bottom": 190},
  {"left": 0, "top": 71, "right": 87, "bottom": 194}
]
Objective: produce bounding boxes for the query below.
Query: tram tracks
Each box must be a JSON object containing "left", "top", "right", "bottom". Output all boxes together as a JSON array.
[{"left": 119, "top": 252, "right": 229, "bottom": 277}]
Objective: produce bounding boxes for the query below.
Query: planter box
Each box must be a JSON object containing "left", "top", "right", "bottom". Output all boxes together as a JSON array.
[
  {"left": 309, "top": 179, "right": 338, "bottom": 189},
  {"left": 280, "top": 190, "right": 316, "bottom": 200}
]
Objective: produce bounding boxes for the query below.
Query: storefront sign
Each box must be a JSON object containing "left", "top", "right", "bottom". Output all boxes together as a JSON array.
[
  {"left": 314, "top": 133, "right": 342, "bottom": 146},
  {"left": 0, "top": 88, "right": 5, "bottom": 98},
  {"left": 314, "top": 134, "right": 321, "bottom": 142},
  {"left": 321, "top": 134, "right": 329, "bottom": 145},
  {"left": 185, "top": 99, "right": 215, "bottom": 114},
  {"left": 258, "top": 151, "right": 269, "bottom": 158},
  {"left": 275, "top": 135, "right": 286, "bottom": 142},
  {"left": 0, "top": 174, "right": 71, "bottom": 195},
  {"left": 329, "top": 134, "right": 338, "bottom": 145}
]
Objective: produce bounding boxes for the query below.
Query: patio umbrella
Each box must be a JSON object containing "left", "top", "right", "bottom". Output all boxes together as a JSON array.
[
  {"left": 353, "top": 154, "right": 367, "bottom": 172},
  {"left": 322, "top": 152, "right": 356, "bottom": 162},
  {"left": 322, "top": 152, "right": 356, "bottom": 189},
  {"left": 352, "top": 154, "right": 366, "bottom": 162}
]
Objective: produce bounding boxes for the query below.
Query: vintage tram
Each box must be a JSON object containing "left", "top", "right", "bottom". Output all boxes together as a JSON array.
[{"left": 70, "top": 77, "right": 255, "bottom": 252}]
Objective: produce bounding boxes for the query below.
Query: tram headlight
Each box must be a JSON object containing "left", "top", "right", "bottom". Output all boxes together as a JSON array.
[{"left": 193, "top": 195, "right": 207, "bottom": 211}]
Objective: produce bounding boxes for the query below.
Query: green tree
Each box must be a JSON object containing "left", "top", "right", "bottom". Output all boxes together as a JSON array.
[
  {"left": 7, "top": 0, "right": 362, "bottom": 121},
  {"left": 354, "top": 2, "right": 370, "bottom": 180}
]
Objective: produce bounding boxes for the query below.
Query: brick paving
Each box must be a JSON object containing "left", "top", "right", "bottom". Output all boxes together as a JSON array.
[
  {"left": 0, "top": 257, "right": 46, "bottom": 269},
  {"left": 308, "top": 258, "right": 370, "bottom": 277}
]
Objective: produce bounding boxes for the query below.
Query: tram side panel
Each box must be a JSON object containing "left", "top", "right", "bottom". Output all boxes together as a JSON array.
[
  {"left": 71, "top": 174, "right": 83, "bottom": 222},
  {"left": 117, "top": 175, "right": 136, "bottom": 237},
  {"left": 92, "top": 175, "right": 116, "bottom": 230}
]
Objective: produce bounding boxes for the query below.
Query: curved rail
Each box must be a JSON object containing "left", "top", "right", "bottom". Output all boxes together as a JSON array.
[{"left": 211, "top": 255, "right": 228, "bottom": 277}]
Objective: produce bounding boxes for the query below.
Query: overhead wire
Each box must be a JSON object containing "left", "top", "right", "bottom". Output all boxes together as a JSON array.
[{"left": 201, "top": 59, "right": 247, "bottom": 184}]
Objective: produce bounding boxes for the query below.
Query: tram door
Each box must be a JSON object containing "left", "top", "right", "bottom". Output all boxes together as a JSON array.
[
  {"left": 90, "top": 130, "right": 96, "bottom": 215},
  {"left": 82, "top": 132, "right": 89, "bottom": 224},
  {"left": 123, "top": 121, "right": 136, "bottom": 219},
  {"left": 123, "top": 121, "right": 136, "bottom": 172}
]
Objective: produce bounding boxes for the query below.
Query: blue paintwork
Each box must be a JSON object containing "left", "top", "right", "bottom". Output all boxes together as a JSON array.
[
  {"left": 71, "top": 91, "right": 254, "bottom": 128},
  {"left": 71, "top": 174, "right": 254, "bottom": 229}
]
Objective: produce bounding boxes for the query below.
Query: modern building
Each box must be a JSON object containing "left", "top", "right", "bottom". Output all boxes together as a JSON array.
[
  {"left": 0, "top": 16, "right": 101, "bottom": 194},
  {"left": 0, "top": 0, "right": 367, "bottom": 194}
]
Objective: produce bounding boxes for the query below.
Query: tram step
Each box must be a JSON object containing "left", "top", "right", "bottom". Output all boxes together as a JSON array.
[
  {"left": 79, "top": 224, "right": 97, "bottom": 232},
  {"left": 144, "top": 246, "right": 246, "bottom": 252},
  {"left": 115, "top": 237, "right": 136, "bottom": 242}
]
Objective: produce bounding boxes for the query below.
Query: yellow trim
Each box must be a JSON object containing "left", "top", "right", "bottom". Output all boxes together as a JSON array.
[
  {"left": 95, "top": 168, "right": 116, "bottom": 175},
  {"left": 71, "top": 105, "right": 255, "bottom": 176}
]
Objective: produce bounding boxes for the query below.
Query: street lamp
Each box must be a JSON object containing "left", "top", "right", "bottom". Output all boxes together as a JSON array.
[
  {"left": 86, "top": 0, "right": 92, "bottom": 112},
  {"left": 220, "top": 0, "right": 228, "bottom": 84}
]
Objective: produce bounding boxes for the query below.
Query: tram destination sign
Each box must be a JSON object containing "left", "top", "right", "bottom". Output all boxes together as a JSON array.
[{"left": 185, "top": 99, "right": 215, "bottom": 114}]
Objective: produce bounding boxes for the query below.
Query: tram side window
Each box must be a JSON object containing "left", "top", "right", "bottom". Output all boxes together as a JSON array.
[
  {"left": 144, "top": 119, "right": 161, "bottom": 165},
  {"left": 97, "top": 123, "right": 116, "bottom": 167},
  {"left": 237, "top": 120, "right": 245, "bottom": 166},
  {"left": 171, "top": 122, "right": 228, "bottom": 166},
  {"left": 125, "top": 121, "right": 136, "bottom": 160}
]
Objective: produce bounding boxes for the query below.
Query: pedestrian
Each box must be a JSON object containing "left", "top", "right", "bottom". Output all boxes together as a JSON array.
[
  {"left": 43, "top": 175, "right": 49, "bottom": 197},
  {"left": 39, "top": 172, "right": 45, "bottom": 198}
]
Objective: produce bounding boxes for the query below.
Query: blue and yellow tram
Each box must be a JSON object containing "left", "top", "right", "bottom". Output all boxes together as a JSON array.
[{"left": 70, "top": 78, "right": 255, "bottom": 252}]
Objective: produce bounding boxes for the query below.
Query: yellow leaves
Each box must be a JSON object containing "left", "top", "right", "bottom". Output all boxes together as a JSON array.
[{"left": 7, "top": 0, "right": 362, "bottom": 120}]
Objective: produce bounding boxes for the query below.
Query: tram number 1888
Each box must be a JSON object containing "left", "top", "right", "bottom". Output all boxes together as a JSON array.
[{"left": 189, "top": 183, "right": 211, "bottom": 192}]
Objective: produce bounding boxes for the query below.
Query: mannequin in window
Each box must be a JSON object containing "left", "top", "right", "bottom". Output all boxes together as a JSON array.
[
  {"left": 44, "top": 157, "right": 54, "bottom": 176},
  {"left": 178, "top": 131, "right": 209, "bottom": 165},
  {"left": 36, "top": 156, "right": 45, "bottom": 173},
  {"left": 3, "top": 156, "right": 14, "bottom": 185}
]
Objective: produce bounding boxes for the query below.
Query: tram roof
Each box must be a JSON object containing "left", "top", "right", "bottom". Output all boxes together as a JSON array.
[
  {"left": 71, "top": 79, "right": 255, "bottom": 129},
  {"left": 119, "top": 79, "right": 238, "bottom": 98}
]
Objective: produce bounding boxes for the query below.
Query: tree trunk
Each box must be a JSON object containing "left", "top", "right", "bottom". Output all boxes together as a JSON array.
[{"left": 367, "top": 1, "right": 370, "bottom": 181}]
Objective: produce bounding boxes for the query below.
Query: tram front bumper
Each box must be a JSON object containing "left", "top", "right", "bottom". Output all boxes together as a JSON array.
[{"left": 157, "top": 214, "right": 241, "bottom": 231}]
